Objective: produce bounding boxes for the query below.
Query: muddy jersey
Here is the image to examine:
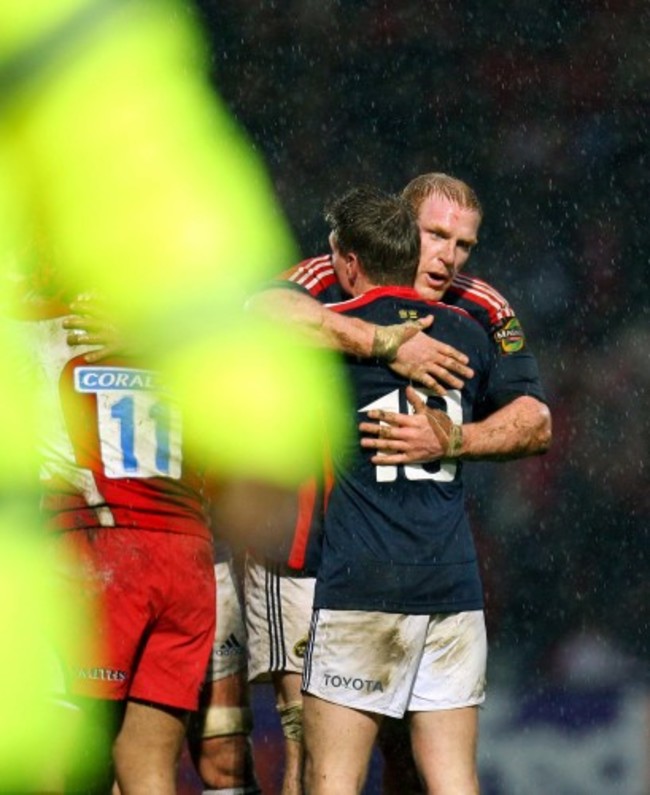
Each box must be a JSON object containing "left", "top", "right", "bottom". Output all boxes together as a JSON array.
[
  {"left": 275, "top": 255, "right": 546, "bottom": 411},
  {"left": 314, "top": 286, "right": 496, "bottom": 614},
  {"left": 21, "top": 300, "right": 211, "bottom": 538},
  {"left": 270, "top": 257, "right": 546, "bottom": 571}
]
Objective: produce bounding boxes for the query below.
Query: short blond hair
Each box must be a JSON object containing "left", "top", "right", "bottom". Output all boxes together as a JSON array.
[{"left": 401, "top": 173, "right": 483, "bottom": 219}]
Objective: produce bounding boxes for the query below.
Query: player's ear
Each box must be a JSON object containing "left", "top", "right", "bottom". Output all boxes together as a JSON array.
[{"left": 346, "top": 252, "right": 361, "bottom": 286}]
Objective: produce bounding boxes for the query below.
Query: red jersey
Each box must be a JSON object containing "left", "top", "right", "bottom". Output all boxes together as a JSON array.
[{"left": 20, "top": 300, "right": 211, "bottom": 538}]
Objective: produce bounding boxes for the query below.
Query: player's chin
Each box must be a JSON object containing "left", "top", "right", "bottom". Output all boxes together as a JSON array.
[
  {"left": 418, "top": 284, "right": 447, "bottom": 302},
  {"left": 414, "top": 273, "right": 449, "bottom": 302}
]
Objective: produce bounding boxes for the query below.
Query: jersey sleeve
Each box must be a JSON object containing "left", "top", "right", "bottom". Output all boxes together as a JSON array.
[
  {"left": 445, "top": 273, "right": 548, "bottom": 410},
  {"left": 263, "top": 254, "right": 346, "bottom": 303}
]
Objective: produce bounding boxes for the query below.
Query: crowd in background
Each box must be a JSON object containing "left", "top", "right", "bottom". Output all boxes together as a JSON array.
[{"left": 194, "top": 0, "right": 649, "bottom": 686}]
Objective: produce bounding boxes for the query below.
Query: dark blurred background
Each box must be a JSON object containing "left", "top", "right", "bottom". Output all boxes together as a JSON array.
[{"left": 186, "top": 1, "right": 649, "bottom": 792}]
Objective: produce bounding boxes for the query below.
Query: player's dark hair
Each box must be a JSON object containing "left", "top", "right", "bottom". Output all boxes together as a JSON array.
[
  {"left": 324, "top": 186, "right": 420, "bottom": 287},
  {"left": 402, "top": 172, "right": 483, "bottom": 219}
]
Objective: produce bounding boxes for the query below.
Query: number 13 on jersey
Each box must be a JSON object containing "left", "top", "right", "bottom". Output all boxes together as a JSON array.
[{"left": 359, "top": 388, "right": 462, "bottom": 483}]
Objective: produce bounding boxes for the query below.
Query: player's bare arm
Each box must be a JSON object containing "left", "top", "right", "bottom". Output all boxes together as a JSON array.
[
  {"left": 457, "top": 395, "right": 552, "bottom": 460},
  {"left": 248, "top": 287, "right": 474, "bottom": 392},
  {"left": 360, "top": 386, "right": 551, "bottom": 463}
]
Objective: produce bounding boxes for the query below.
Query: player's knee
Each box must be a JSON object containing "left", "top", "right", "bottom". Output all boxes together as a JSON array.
[
  {"left": 277, "top": 700, "right": 303, "bottom": 743},
  {"left": 202, "top": 705, "right": 253, "bottom": 738},
  {"left": 64, "top": 697, "right": 125, "bottom": 793}
]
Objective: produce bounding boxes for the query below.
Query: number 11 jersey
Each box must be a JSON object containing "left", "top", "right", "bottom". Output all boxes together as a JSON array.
[{"left": 21, "top": 300, "right": 211, "bottom": 539}]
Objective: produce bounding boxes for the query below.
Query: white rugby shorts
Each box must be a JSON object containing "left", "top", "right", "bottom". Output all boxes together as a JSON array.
[
  {"left": 206, "top": 558, "right": 248, "bottom": 681},
  {"left": 245, "top": 554, "right": 315, "bottom": 681},
  {"left": 302, "top": 608, "right": 486, "bottom": 718}
]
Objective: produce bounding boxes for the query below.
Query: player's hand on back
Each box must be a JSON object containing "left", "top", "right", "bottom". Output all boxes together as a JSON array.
[
  {"left": 63, "top": 294, "right": 129, "bottom": 363},
  {"left": 359, "top": 385, "right": 462, "bottom": 464},
  {"left": 384, "top": 319, "right": 473, "bottom": 395}
]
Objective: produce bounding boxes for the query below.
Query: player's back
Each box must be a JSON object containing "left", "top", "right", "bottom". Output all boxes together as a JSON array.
[
  {"left": 315, "top": 286, "right": 494, "bottom": 615},
  {"left": 18, "top": 298, "right": 211, "bottom": 538}
]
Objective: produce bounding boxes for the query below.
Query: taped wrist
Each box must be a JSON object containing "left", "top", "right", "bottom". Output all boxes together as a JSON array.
[
  {"left": 425, "top": 407, "right": 463, "bottom": 458},
  {"left": 446, "top": 423, "right": 463, "bottom": 457},
  {"left": 371, "top": 325, "right": 403, "bottom": 362},
  {"left": 201, "top": 705, "right": 253, "bottom": 738},
  {"left": 277, "top": 700, "right": 303, "bottom": 742}
]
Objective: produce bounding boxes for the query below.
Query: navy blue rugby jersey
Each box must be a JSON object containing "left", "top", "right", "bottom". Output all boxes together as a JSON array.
[
  {"left": 444, "top": 272, "right": 546, "bottom": 413},
  {"left": 314, "top": 285, "right": 497, "bottom": 615},
  {"left": 266, "top": 258, "right": 547, "bottom": 574},
  {"left": 271, "top": 257, "right": 547, "bottom": 412}
]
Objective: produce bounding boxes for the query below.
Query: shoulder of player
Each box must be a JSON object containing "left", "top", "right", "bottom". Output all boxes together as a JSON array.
[
  {"left": 276, "top": 254, "right": 336, "bottom": 292},
  {"left": 445, "top": 272, "right": 516, "bottom": 328},
  {"left": 327, "top": 287, "right": 486, "bottom": 340},
  {"left": 326, "top": 285, "right": 421, "bottom": 313},
  {"left": 430, "top": 301, "right": 491, "bottom": 346}
]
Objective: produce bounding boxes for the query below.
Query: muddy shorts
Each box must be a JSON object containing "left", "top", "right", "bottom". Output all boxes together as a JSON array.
[{"left": 302, "top": 608, "right": 486, "bottom": 718}]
